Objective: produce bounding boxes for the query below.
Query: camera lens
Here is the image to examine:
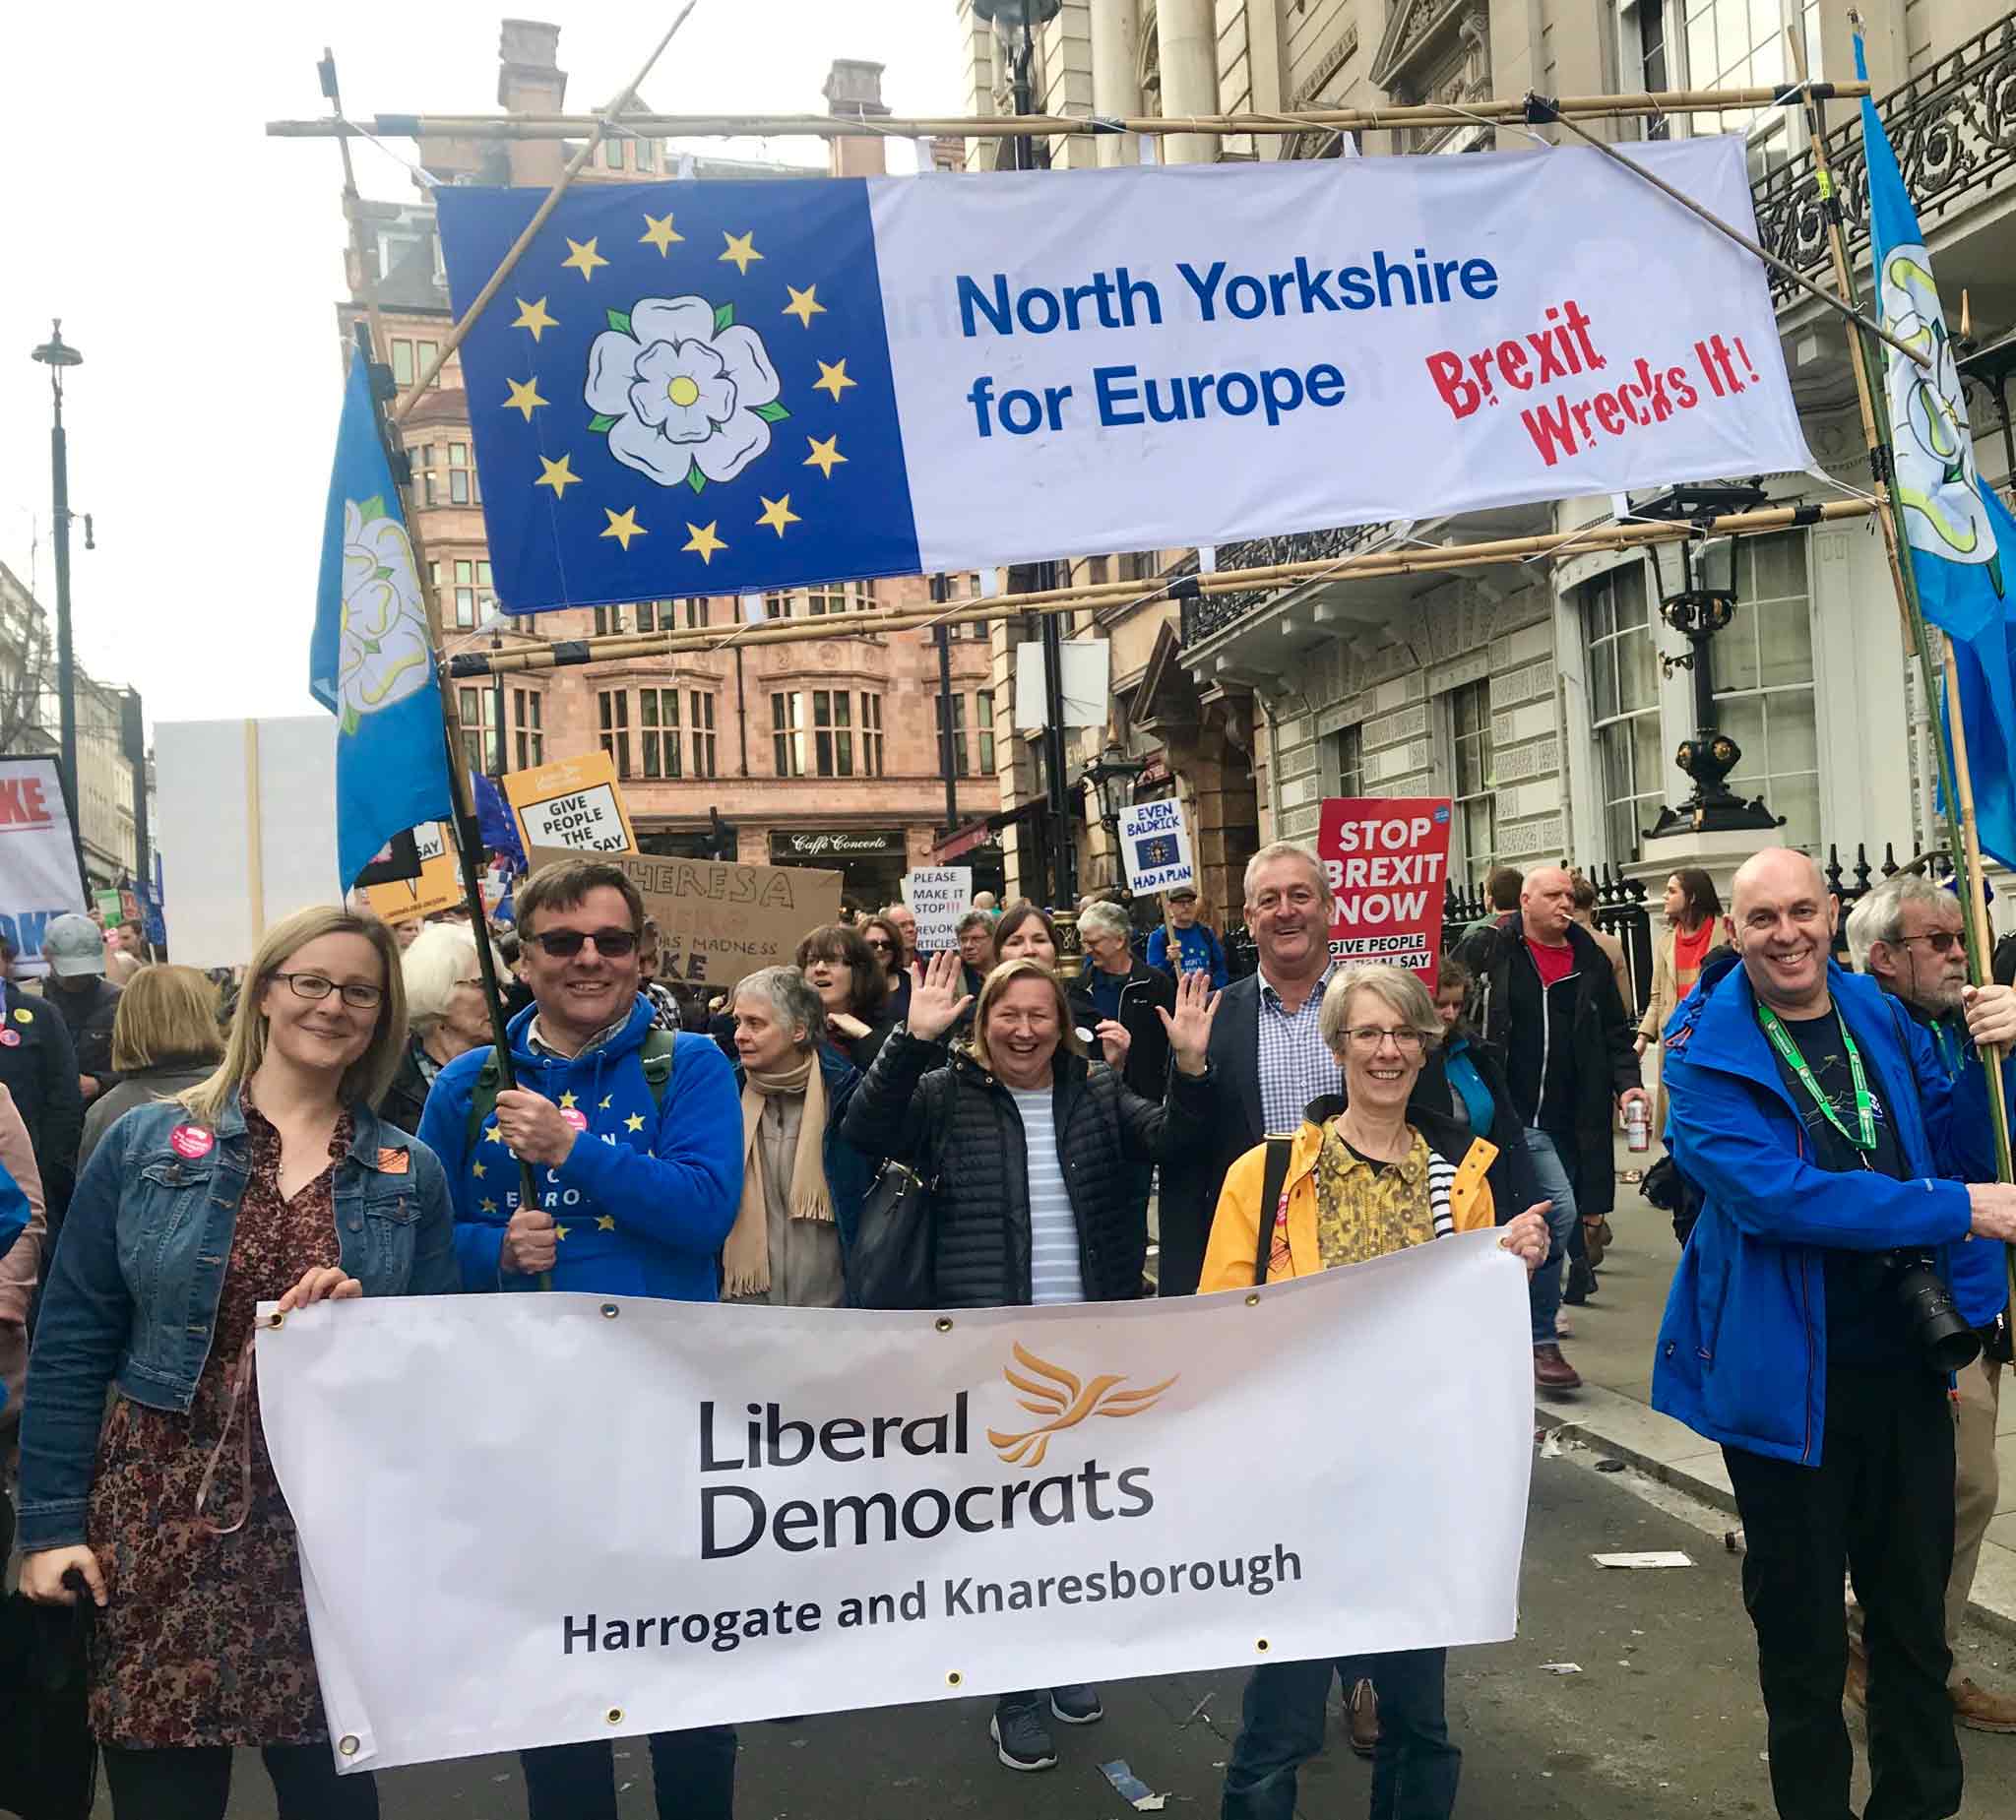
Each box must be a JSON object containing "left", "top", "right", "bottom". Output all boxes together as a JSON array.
[{"left": 1892, "top": 1258, "right": 1982, "bottom": 1374}]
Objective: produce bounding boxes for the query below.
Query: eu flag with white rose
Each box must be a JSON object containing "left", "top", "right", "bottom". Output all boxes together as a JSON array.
[
  {"left": 434, "top": 179, "right": 919, "bottom": 610},
  {"left": 312, "top": 354, "right": 455, "bottom": 890},
  {"left": 1860, "top": 33, "right": 2016, "bottom": 865}
]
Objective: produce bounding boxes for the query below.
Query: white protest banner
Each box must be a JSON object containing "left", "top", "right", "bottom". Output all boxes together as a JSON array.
[
  {"left": 259, "top": 1231, "right": 1533, "bottom": 1772},
  {"left": 438, "top": 138, "right": 1809, "bottom": 611},
  {"left": 504, "top": 753, "right": 637, "bottom": 856},
  {"left": 903, "top": 867, "right": 973, "bottom": 952},
  {"left": 0, "top": 755, "right": 86, "bottom": 974},
  {"left": 1116, "top": 799, "right": 1195, "bottom": 897},
  {"left": 1318, "top": 797, "right": 1454, "bottom": 977}
]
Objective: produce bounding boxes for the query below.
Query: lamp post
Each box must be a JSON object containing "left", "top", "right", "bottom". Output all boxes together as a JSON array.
[
  {"left": 1079, "top": 740, "right": 1146, "bottom": 897},
  {"left": 1636, "top": 481, "right": 1782, "bottom": 840},
  {"left": 31, "top": 320, "right": 87, "bottom": 882}
]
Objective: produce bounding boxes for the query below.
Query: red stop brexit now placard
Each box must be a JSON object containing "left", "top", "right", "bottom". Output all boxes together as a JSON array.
[{"left": 1316, "top": 798, "right": 1454, "bottom": 978}]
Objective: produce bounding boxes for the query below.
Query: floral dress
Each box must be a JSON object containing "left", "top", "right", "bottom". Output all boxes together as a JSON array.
[{"left": 85, "top": 1098, "right": 350, "bottom": 1748}]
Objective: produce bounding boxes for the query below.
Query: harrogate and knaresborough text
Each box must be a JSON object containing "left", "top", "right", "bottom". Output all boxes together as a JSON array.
[{"left": 559, "top": 1543, "right": 1304, "bottom": 1658}]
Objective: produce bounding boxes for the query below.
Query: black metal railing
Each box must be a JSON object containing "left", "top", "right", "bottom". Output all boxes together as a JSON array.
[
  {"left": 1178, "top": 522, "right": 1391, "bottom": 648},
  {"left": 1752, "top": 14, "right": 2016, "bottom": 301},
  {"left": 1439, "top": 868, "right": 1655, "bottom": 1016}
]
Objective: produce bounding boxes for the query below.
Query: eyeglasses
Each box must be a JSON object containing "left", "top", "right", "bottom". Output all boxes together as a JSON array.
[
  {"left": 455, "top": 976, "right": 486, "bottom": 991},
  {"left": 1898, "top": 931, "right": 1965, "bottom": 955},
  {"left": 526, "top": 928, "right": 639, "bottom": 959},
  {"left": 1343, "top": 1026, "right": 1426, "bottom": 1052},
  {"left": 272, "top": 972, "right": 384, "bottom": 1009},
  {"left": 863, "top": 936, "right": 893, "bottom": 951}
]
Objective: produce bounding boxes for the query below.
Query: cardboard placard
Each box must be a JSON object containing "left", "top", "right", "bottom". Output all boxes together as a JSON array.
[
  {"left": 505, "top": 753, "right": 637, "bottom": 856},
  {"left": 1316, "top": 798, "right": 1454, "bottom": 977},
  {"left": 1115, "top": 799, "right": 1195, "bottom": 897},
  {"left": 364, "top": 822, "right": 463, "bottom": 924},
  {"left": 527, "top": 847, "right": 842, "bottom": 992},
  {"left": 902, "top": 868, "right": 973, "bottom": 953}
]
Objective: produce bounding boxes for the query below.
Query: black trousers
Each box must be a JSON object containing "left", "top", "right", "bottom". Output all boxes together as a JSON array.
[
  {"left": 521, "top": 1726, "right": 736, "bottom": 1820},
  {"left": 1723, "top": 1366, "right": 1961, "bottom": 1820},
  {"left": 100, "top": 1742, "right": 378, "bottom": 1820}
]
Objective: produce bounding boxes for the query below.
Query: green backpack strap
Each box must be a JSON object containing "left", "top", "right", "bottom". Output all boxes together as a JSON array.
[
  {"left": 466, "top": 1028, "right": 681, "bottom": 1153},
  {"left": 465, "top": 1050, "right": 506, "bottom": 1153}
]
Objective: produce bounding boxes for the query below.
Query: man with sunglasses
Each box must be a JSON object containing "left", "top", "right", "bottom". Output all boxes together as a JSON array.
[
  {"left": 1845, "top": 874, "right": 2016, "bottom": 1734},
  {"left": 416, "top": 856, "right": 743, "bottom": 1820}
]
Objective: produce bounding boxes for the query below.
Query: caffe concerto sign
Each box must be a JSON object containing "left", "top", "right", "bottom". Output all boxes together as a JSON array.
[{"left": 770, "top": 830, "right": 906, "bottom": 862}]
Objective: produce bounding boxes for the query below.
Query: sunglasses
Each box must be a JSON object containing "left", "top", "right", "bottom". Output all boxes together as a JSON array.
[
  {"left": 1898, "top": 931, "right": 1965, "bottom": 955},
  {"left": 526, "top": 927, "right": 639, "bottom": 959}
]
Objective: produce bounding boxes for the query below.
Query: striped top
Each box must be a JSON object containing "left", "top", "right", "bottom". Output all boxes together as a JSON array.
[{"left": 1010, "top": 1087, "right": 1086, "bottom": 1305}]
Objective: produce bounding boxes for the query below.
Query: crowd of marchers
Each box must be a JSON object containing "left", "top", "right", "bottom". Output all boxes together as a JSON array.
[{"left": 2, "top": 842, "right": 2015, "bottom": 1820}]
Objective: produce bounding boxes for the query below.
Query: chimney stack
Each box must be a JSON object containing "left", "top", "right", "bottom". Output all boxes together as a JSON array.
[
  {"left": 823, "top": 58, "right": 890, "bottom": 178},
  {"left": 498, "top": 19, "right": 570, "bottom": 187}
]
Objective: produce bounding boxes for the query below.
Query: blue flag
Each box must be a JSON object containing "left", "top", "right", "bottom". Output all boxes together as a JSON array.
[
  {"left": 434, "top": 178, "right": 918, "bottom": 611},
  {"left": 472, "top": 769, "right": 527, "bottom": 873},
  {"left": 312, "top": 355, "right": 455, "bottom": 890},
  {"left": 1860, "top": 37, "right": 2016, "bottom": 865}
]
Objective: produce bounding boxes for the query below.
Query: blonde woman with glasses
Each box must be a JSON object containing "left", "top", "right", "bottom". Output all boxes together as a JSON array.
[{"left": 15, "top": 906, "right": 457, "bottom": 1820}]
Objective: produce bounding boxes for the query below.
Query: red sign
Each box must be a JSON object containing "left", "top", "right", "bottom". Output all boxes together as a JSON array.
[{"left": 1316, "top": 797, "right": 1455, "bottom": 977}]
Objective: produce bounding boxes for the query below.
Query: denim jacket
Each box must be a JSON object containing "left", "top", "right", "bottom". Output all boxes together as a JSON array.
[{"left": 16, "top": 1091, "right": 458, "bottom": 1550}]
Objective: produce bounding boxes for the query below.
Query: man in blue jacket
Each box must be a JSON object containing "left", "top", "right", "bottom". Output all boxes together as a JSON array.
[
  {"left": 1654, "top": 848, "right": 2016, "bottom": 1820},
  {"left": 418, "top": 856, "right": 742, "bottom": 1820}
]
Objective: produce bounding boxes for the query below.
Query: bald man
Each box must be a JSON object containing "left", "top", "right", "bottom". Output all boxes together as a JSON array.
[
  {"left": 1454, "top": 862, "right": 1645, "bottom": 1391},
  {"left": 1654, "top": 847, "right": 2016, "bottom": 1820}
]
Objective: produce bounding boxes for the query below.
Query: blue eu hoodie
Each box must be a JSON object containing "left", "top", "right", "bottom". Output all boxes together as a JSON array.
[{"left": 418, "top": 994, "right": 742, "bottom": 1300}]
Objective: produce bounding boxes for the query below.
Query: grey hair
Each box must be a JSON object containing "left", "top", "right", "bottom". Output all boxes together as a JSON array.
[
  {"left": 400, "top": 922, "right": 506, "bottom": 1035},
  {"left": 1078, "top": 901, "right": 1132, "bottom": 944},
  {"left": 729, "top": 965, "right": 824, "bottom": 1049},
  {"left": 1242, "top": 840, "right": 1331, "bottom": 905},
  {"left": 1318, "top": 964, "right": 1444, "bottom": 1056},
  {"left": 1845, "top": 874, "right": 1956, "bottom": 972}
]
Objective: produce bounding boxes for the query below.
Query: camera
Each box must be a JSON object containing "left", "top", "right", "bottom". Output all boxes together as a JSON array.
[{"left": 1880, "top": 1251, "right": 1982, "bottom": 1373}]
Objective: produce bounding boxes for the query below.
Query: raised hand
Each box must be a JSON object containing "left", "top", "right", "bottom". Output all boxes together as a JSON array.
[
  {"left": 1156, "top": 969, "right": 1221, "bottom": 1077},
  {"left": 905, "top": 949, "right": 975, "bottom": 1045}
]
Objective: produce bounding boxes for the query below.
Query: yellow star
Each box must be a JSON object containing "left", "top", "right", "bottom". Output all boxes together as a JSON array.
[
  {"left": 512, "top": 296, "right": 558, "bottom": 341},
  {"left": 598, "top": 1096, "right": 613, "bottom": 1110},
  {"left": 554, "top": 1224, "right": 570, "bottom": 1242},
  {"left": 813, "top": 358, "right": 856, "bottom": 402},
  {"left": 640, "top": 212, "right": 684, "bottom": 255},
  {"left": 597, "top": 1214, "right": 617, "bottom": 1231},
  {"left": 720, "top": 229, "right": 763, "bottom": 275},
  {"left": 601, "top": 506, "right": 648, "bottom": 551},
  {"left": 683, "top": 521, "right": 727, "bottom": 564},
  {"left": 624, "top": 1112, "right": 647, "bottom": 1132},
  {"left": 756, "top": 494, "right": 801, "bottom": 536},
  {"left": 536, "top": 454, "right": 581, "bottom": 497},
  {"left": 803, "top": 434, "right": 847, "bottom": 479},
  {"left": 783, "top": 284, "right": 826, "bottom": 328},
  {"left": 504, "top": 377, "right": 547, "bottom": 421},
  {"left": 482, "top": 1124, "right": 501, "bottom": 1146},
  {"left": 472, "top": 1161, "right": 486, "bottom": 1179},
  {"left": 479, "top": 1197, "right": 498, "bottom": 1215},
  {"left": 557, "top": 1092, "right": 579, "bottom": 1109},
  {"left": 562, "top": 237, "right": 607, "bottom": 281}
]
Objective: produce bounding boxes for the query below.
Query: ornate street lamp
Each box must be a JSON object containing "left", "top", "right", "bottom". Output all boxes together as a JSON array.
[
  {"left": 32, "top": 320, "right": 89, "bottom": 884},
  {"left": 1077, "top": 740, "right": 1146, "bottom": 896},
  {"left": 1636, "top": 481, "right": 1782, "bottom": 840}
]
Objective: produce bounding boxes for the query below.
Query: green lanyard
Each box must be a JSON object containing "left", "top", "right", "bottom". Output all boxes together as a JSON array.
[{"left": 1756, "top": 1003, "right": 1877, "bottom": 1157}]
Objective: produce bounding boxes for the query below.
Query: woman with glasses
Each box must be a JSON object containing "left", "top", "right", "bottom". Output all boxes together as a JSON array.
[
  {"left": 16, "top": 906, "right": 458, "bottom": 1820},
  {"left": 378, "top": 921, "right": 506, "bottom": 1135},
  {"left": 796, "top": 922, "right": 896, "bottom": 1075},
  {"left": 860, "top": 912, "right": 912, "bottom": 1026},
  {"left": 1200, "top": 963, "right": 1549, "bottom": 1820}
]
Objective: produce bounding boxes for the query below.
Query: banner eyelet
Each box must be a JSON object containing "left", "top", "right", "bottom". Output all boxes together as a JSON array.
[
  {"left": 1255, "top": 1639, "right": 1271, "bottom": 1655},
  {"left": 605, "top": 1706, "right": 625, "bottom": 1725},
  {"left": 338, "top": 1735, "right": 360, "bottom": 1757},
  {"left": 935, "top": 1316, "right": 954, "bottom": 1334},
  {"left": 1244, "top": 1291, "right": 1261, "bottom": 1306},
  {"left": 600, "top": 1303, "right": 620, "bottom": 1319},
  {"left": 946, "top": 1670, "right": 963, "bottom": 1687}
]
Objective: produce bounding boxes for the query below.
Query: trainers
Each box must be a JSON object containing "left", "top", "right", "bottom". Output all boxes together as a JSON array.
[
  {"left": 1953, "top": 1677, "right": 2016, "bottom": 1732},
  {"left": 1347, "top": 1678, "right": 1380, "bottom": 1758},
  {"left": 1534, "top": 1344, "right": 1582, "bottom": 1391},
  {"left": 1050, "top": 1684, "right": 1103, "bottom": 1725},
  {"left": 991, "top": 1701, "right": 1058, "bottom": 1772}
]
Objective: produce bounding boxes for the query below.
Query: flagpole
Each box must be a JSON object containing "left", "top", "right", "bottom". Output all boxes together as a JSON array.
[{"left": 1786, "top": 25, "right": 2015, "bottom": 1205}]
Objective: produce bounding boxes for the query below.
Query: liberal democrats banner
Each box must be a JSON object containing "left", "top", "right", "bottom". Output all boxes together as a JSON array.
[
  {"left": 260, "top": 1230, "right": 1533, "bottom": 1772},
  {"left": 435, "top": 138, "right": 1809, "bottom": 613}
]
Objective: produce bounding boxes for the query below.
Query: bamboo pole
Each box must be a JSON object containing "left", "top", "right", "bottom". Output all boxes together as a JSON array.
[
  {"left": 444, "top": 499, "right": 1878, "bottom": 678},
  {"left": 389, "top": 1, "right": 697, "bottom": 420},
  {"left": 1785, "top": 25, "right": 2013, "bottom": 1201},
  {"left": 265, "top": 81, "right": 1871, "bottom": 143}
]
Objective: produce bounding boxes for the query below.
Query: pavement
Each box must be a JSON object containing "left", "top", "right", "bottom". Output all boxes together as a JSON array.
[{"left": 1535, "top": 1157, "right": 2016, "bottom": 1637}]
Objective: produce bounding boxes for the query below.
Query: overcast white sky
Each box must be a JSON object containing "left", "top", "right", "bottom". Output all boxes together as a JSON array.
[{"left": 0, "top": 1, "right": 969, "bottom": 727}]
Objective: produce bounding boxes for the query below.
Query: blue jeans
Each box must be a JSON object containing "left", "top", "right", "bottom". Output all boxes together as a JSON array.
[
  {"left": 1222, "top": 1648, "right": 1459, "bottom": 1820},
  {"left": 1524, "top": 1128, "right": 1580, "bottom": 1347}
]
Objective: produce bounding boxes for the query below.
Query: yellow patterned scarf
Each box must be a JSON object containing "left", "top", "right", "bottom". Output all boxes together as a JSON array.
[{"left": 1312, "top": 1118, "right": 1437, "bottom": 1269}]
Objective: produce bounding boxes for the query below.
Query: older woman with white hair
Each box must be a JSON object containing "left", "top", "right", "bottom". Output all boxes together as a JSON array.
[
  {"left": 1201, "top": 962, "right": 1550, "bottom": 1820},
  {"left": 378, "top": 920, "right": 504, "bottom": 1134},
  {"left": 724, "top": 965, "right": 871, "bottom": 1308}
]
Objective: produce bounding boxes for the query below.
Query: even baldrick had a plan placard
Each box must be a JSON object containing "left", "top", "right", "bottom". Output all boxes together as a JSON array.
[{"left": 1116, "top": 800, "right": 1195, "bottom": 897}]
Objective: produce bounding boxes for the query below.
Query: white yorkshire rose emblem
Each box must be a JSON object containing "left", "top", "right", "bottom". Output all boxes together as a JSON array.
[
  {"left": 586, "top": 295, "right": 789, "bottom": 494},
  {"left": 337, "top": 497, "right": 434, "bottom": 736}
]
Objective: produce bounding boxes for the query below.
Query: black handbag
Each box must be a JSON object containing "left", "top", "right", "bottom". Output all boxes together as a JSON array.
[
  {"left": 0, "top": 1561, "right": 98, "bottom": 1820},
  {"left": 848, "top": 1158, "right": 939, "bottom": 1309}
]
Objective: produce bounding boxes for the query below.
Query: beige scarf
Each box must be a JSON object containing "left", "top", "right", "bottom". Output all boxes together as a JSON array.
[{"left": 723, "top": 1056, "right": 832, "bottom": 1296}]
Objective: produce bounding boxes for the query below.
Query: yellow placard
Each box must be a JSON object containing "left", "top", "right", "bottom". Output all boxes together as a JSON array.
[
  {"left": 503, "top": 753, "right": 637, "bottom": 858},
  {"left": 363, "top": 823, "right": 463, "bottom": 924}
]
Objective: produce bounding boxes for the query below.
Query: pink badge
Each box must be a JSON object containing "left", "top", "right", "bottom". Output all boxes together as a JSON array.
[
  {"left": 169, "top": 1124, "right": 215, "bottom": 1160},
  {"left": 0, "top": 1030, "right": 17, "bottom": 1048},
  {"left": 561, "top": 1108, "right": 589, "bottom": 1132}
]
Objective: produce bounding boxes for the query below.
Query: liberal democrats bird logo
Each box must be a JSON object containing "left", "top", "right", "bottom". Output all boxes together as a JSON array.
[{"left": 987, "top": 1344, "right": 1178, "bottom": 1468}]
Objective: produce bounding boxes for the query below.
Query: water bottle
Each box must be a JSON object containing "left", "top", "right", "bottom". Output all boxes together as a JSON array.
[{"left": 1624, "top": 1098, "right": 1651, "bottom": 1153}]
